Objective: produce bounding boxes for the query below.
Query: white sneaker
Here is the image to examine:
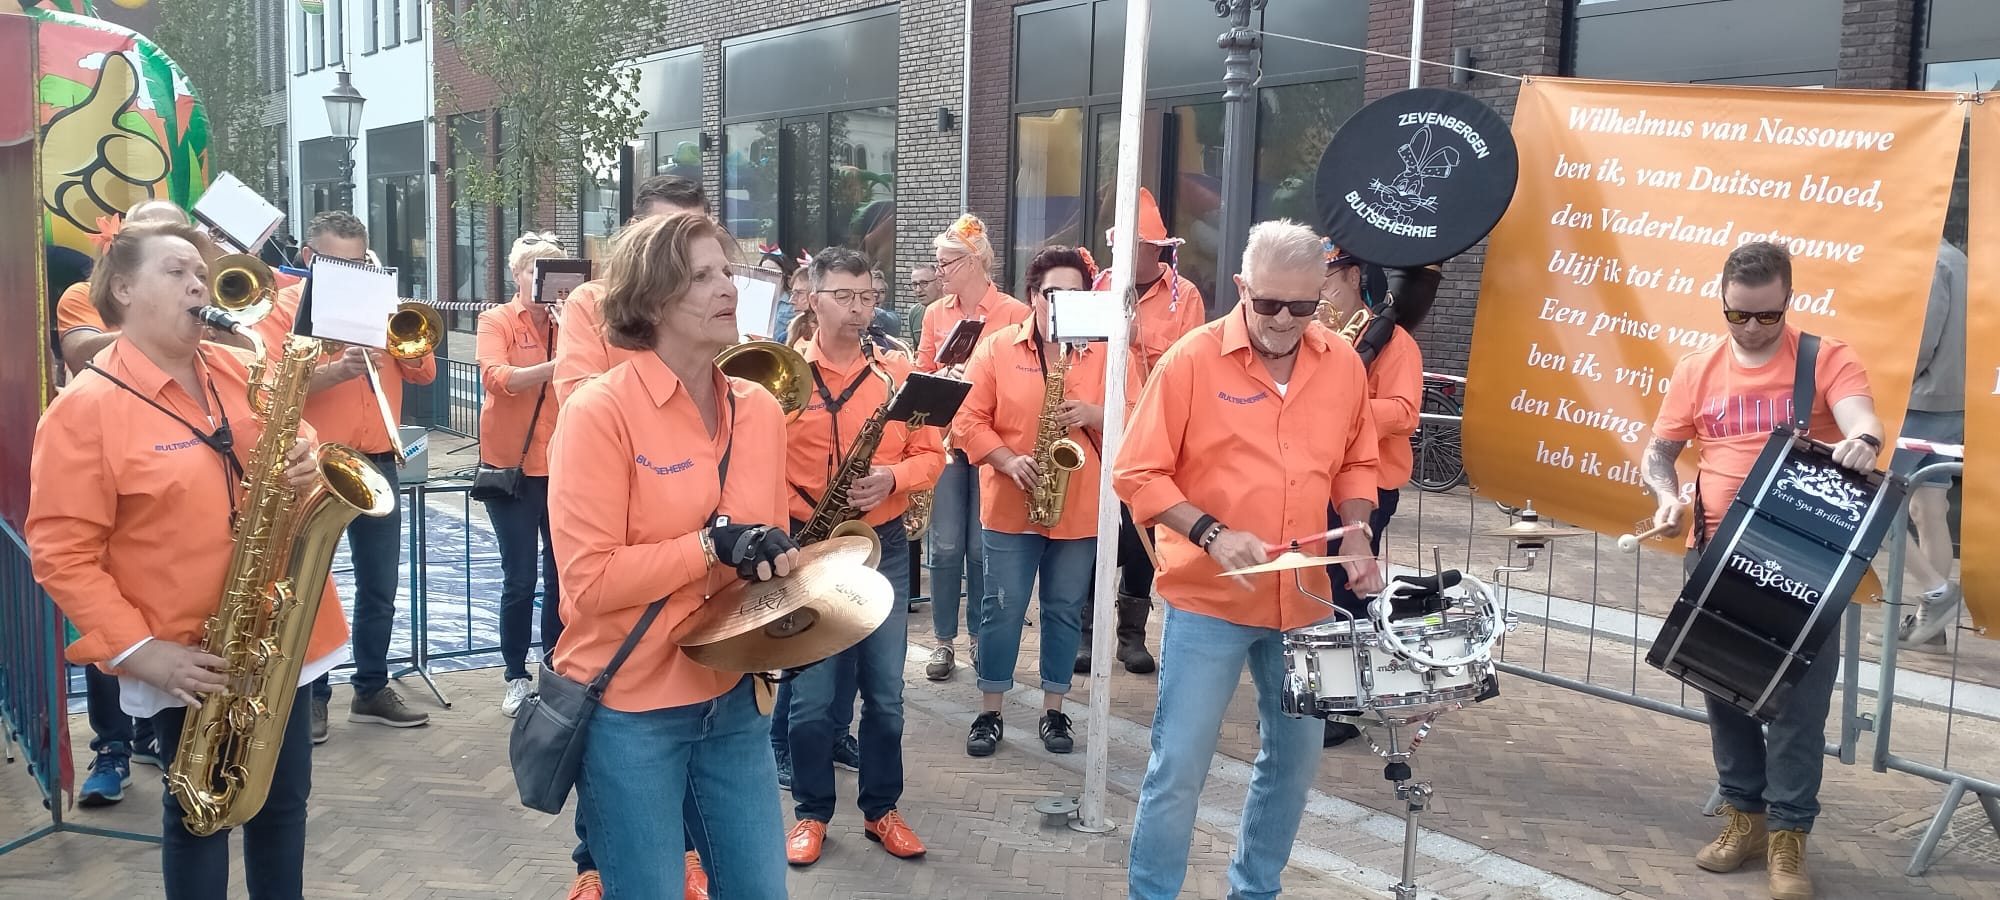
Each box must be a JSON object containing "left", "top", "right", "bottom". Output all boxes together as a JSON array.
[{"left": 501, "top": 677, "right": 533, "bottom": 718}]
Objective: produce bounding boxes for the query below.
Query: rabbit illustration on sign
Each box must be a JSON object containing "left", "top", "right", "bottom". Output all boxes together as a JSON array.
[{"left": 1366, "top": 125, "right": 1461, "bottom": 225}]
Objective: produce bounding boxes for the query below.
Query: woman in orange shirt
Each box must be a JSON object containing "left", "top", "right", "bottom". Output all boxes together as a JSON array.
[
  {"left": 27, "top": 220, "right": 337, "bottom": 900},
  {"left": 546, "top": 211, "right": 799, "bottom": 898},
  {"left": 953, "top": 246, "right": 1133, "bottom": 758},
  {"left": 478, "top": 232, "right": 566, "bottom": 717}
]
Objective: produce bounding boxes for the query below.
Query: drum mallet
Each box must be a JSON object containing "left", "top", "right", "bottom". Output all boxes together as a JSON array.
[{"left": 1618, "top": 492, "right": 1691, "bottom": 552}]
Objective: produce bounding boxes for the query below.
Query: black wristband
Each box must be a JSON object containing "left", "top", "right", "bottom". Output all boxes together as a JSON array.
[
  {"left": 1188, "top": 514, "right": 1218, "bottom": 545},
  {"left": 1856, "top": 433, "right": 1882, "bottom": 450}
]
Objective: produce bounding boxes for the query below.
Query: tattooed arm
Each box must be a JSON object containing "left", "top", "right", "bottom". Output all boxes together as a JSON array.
[{"left": 1643, "top": 436, "right": 1689, "bottom": 533}]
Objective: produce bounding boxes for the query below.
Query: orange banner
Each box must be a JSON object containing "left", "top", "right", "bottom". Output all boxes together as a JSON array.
[
  {"left": 1465, "top": 77, "right": 1963, "bottom": 540},
  {"left": 1963, "top": 99, "right": 1998, "bottom": 635}
]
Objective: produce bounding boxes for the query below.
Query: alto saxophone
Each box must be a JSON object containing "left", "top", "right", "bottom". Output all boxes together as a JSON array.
[
  {"left": 795, "top": 347, "right": 898, "bottom": 549},
  {"left": 167, "top": 322, "right": 394, "bottom": 837},
  {"left": 1026, "top": 343, "right": 1086, "bottom": 528}
]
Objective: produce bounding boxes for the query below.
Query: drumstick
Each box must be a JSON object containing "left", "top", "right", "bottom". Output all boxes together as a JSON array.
[
  {"left": 1617, "top": 521, "right": 1679, "bottom": 552},
  {"left": 1262, "top": 524, "right": 1362, "bottom": 556}
]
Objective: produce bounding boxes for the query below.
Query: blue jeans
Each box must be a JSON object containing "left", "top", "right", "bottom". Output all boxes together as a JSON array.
[
  {"left": 578, "top": 678, "right": 786, "bottom": 898},
  {"left": 483, "top": 474, "right": 560, "bottom": 681},
  {"left": 314, "top": 451, "right": 402, "bottom": 701},
  {"left": 1707, "top": 626, "right": 1841, "bottom": 832},
  {"left": 84, "top": 664, "right": 154, "bottom": 752},
  {"left": 927, "top": 454, "right": 986, "bottom": 643},
  {"left": 789, "top": 521, "right": 911, "bottom": 822},
  {"left": 1129, "top": 606, "right": 1323, "bottom": 900},
  {"left": 976, "top": 530, "right": 1094, "bottom": 695},
  {"left": 152, "top": 687, "right": 312, "bottom": 900},
  {"left": 770, "top": 654, "right": 857, "bottom": 756}
]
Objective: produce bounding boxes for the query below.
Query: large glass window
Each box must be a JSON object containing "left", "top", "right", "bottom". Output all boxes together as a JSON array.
[
  {"left": 448, "top": 114, "right": 491, "bottom": 314},
  {"left": 828, "top": 106, "right": 896, "bottom": 274},
  {"left": 1013, "top": 109, "right": 1086, "bottom": 282},
  {"left": 1571, "top": 0, "right": 1839, "bottom": 85},
  {"left": 1253, "top": 78, "right": 1366, "bottom": 225},
  {"left": 299, "top": 137, "right": 346, "bottom": 221},
  {"left": 367, "top": 122, "right": 427, "bottom": 301},
  {"left": 723, "top": 121, "right": 780, "bottom": 258}
]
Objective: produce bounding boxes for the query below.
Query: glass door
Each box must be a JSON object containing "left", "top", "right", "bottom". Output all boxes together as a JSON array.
[{"left": 779, "top": 117, "right": 826, "bottom": 262}]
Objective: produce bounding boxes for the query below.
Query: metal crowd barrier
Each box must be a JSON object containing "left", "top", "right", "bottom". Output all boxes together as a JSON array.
[{"left": 434, "top": 357, "right": 483, "bottom": 438}]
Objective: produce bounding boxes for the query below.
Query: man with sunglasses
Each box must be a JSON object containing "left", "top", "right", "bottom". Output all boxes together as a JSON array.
[
  {"left": 1643, "top": 241, "right": 1882, "bottom": 900},
  {"left": 1114, "top": 219, "right": 1382, "bottom": 899}
]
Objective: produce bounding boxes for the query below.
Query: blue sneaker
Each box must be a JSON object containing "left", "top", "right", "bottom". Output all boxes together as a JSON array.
[
  {"left": 130, "top": 736, "right": 164, "bottom": 770},
  {"left": 775, "top": 749, "right": 794, "bottom": 791},
  {"left": 79, "top": 744, "right": 132, "bottom": 807},
  {"left": 832, "top": 733, "right": 861, "bottom": 772}
]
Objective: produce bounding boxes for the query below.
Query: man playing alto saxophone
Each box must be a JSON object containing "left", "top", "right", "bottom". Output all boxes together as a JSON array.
[{"left": 779, "top": 248, "right": 944, "bottom": 866}]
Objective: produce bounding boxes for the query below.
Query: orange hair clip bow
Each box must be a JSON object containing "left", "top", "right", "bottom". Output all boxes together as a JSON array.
[{"left": 87, "top": 214, "right": 125, "bottom": 254}]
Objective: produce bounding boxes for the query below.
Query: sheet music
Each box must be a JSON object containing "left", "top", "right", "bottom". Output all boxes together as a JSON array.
[
  {"left": 306, "top": 256, "right": 399, "bottom": 348},
  {"left": 192, "top": 172, "right": 284, "bottom": 252},
  {"left": 733, "top": 266, "right": 783, "bottom": 340},
  {"left": 1050, "top": 290, "right": 1120, "bottom": 342}
]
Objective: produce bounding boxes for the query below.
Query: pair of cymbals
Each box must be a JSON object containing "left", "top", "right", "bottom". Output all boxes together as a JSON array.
[
  {"left": 1475, "top": 520, "right": 1592, "bottom": 539},
  {"left": 672, "top": 536, "right": 894, "bottom": 673},
  {"left": 1219, "top": 551, "right": 1375, "bottom": 577}
]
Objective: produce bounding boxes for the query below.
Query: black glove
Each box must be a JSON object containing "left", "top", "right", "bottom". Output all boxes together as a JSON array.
[{"left": 708, "top": 518, "right": 800, "bottom": 582}]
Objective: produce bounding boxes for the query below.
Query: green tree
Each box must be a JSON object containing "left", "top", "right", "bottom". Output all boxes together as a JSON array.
[
  {"left": 439, "top": 0, "right": 647, "bottom": 216},
  {"left": 152, "top": 0, "right": 278, "bottom": 197}
]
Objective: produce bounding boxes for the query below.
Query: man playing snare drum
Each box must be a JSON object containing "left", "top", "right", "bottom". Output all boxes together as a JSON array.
[
  {"left": 1644, "top": 241, "right": 1883, "bottom": 900},
  {"left": 1112, "top": 220, "right": 1383, "bottom": 899}
]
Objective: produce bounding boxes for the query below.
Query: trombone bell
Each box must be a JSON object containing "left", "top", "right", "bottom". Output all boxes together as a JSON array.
[
  {"left": 210, "top": 254, "right": 275, "bottom": 325},
  {"left": 716, "top": 339, "right": 812, "bottom": 419},
  {"left": 386, "top": 301, "right": 444, "bottom": 359}
]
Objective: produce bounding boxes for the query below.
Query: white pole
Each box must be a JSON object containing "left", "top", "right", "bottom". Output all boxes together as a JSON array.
[
  {"left": 1076, "top": 0, "right": 1150, "bottom": 834},
  {"left": 1409, "top": 0, "right": 1426, "bottom": 89},
  {"left": 959, "top": 0, "right": 975, "bottom": 213}
]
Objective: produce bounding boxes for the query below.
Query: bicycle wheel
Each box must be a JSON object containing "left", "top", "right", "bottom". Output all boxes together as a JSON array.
[{"left": 1411, "top": 385, "right": 1466, "bottom": 492}]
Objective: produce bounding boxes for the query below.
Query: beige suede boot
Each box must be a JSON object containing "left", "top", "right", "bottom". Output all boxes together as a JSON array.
[
  {"left": 1695, "top": 803, "right": 1769, "bottom": 873},
  {"left": 1767, "top": 828, "right": 1812, "bottom": 899}
]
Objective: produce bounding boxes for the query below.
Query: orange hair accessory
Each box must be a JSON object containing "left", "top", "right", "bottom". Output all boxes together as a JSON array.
[
  {"left": 948, "top": 214, "right": 987, "bottom": 255},
  {"left": 87, "top": 214, "right": 125, "bottom": 253},
  {"left": 1076, "top": 247, "right": 1099, "bottom": 280}
]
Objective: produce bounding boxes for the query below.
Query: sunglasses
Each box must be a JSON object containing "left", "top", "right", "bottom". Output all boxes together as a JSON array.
[
  {"left": 1720, "top": 302, "right": 1785, "bottom": 326},
  {"left": 1249, "top": 298, "right": 1321, "bottom": 318}
]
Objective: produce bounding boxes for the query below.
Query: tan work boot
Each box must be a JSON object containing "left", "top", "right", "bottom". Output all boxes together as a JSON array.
[
  {"left": 1695, "top": 803, "right": 1769, "bottom": 872},
  {"left": 1768, "top": 828, "right": 1812, "bottom": 899}
]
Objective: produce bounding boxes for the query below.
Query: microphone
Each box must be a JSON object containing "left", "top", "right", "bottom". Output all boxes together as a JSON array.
[{"left": 190, "top": 305, "right": 247, "bottom": 335}]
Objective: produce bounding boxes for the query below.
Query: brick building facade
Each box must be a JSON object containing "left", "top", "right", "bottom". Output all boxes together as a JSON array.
[{"left": 429, "top": 0, "right": 1980, "bottom": 373}]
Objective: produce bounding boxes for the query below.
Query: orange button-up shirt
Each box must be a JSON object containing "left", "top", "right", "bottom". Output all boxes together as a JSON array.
[
  {"left": 27, "top": 340, "right": 348, "bottom": 667},
  {"left": 549, "top": 352, "right": 790, "bottom": 712},
  {"left": 55, "top": 282, "right": 105, "bottom": 335},
  {"left": 1366, "top": 326, "right": 1424, "bottom": 490},
  {"left": 477, "top": 299, "right": 558, "bottom": 476},
  {"left": 1095, "top": 264, "right": 1207, "bottom": 376},
  {"left": 1113, "top": 308, "right": 1380, "bottom": 631},
  {"left": 915, "top": 282, "right": 1030, "bottom": 372},
  {"left": 552, "top": 281, "right": 642, "bottom": 406},
  {"left": 953, "top": 322, "right": 1140, "bottom": 540},
  {"left": 258, "top": 284, "right": 438, "bottom": 454},
  {"left": 785, "top": 339, "right": 945, "bottom": 527}
]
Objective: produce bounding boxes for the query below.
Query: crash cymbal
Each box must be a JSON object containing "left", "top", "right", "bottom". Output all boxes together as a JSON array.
[
  {"left": 673, "top": 535, "right": 894, "bottom": 673},
  {"left": 1219, "top": 551, "right": 1376, "bottom": 577},
  {"left": 1475, "top": 520, "right": 1593, "bottom": 539}
]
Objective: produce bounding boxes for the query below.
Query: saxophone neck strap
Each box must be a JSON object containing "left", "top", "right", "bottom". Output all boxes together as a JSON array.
[{"left": 84, "top": 360, "right": 247, "bottom": 519}]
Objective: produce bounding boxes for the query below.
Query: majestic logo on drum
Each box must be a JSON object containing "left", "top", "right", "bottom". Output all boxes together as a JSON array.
[
  {"left": 1773, "top": 460, "right": 1866, "bottom": 524},
  {"left": 1347, "top": 124, "right": 1463, "bottom": 236},
  {"left": 1726, "top": 554, "right": 1823, "bottom": 604}
]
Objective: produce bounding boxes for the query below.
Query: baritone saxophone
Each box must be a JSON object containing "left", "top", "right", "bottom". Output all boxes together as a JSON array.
[{"left": 167, "top": 313, "right": 394, "bottom": 837}]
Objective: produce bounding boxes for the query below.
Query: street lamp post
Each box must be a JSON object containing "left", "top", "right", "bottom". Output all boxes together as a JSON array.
[
  {"left": 1213, "top": 0, "right": 1264, "bottom": 316},
  {"left": 323, "top": 70, "right": 366, "bottom": 213}
]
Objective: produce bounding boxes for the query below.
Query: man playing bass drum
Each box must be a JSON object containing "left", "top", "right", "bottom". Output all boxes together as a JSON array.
[
  {"left": 1644, "top": 242, "right": 1882, "bottom": 900},
  {"left": 779, "top": 247, "right": 944, "bottom": 866}
]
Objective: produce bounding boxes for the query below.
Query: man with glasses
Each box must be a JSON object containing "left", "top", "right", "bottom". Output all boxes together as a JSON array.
[
  {"left": 1643, "top": 241, "right": 1881, "bottom": 900},
  {"left": 1113, "top": 220, "right": 1382, "bottom": 899},
  {"left": 905, "top": 264, "right": 941, "bottom": 349}
]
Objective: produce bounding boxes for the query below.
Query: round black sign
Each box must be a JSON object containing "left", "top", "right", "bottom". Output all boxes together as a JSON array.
[{"left": 1315, "top": 88, "right": 1519, "bottom": 269}]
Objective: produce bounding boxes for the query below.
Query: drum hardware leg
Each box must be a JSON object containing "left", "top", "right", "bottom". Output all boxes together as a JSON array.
[{"left": 1391, "top": 773, "right": 1433, "bottom": 900}]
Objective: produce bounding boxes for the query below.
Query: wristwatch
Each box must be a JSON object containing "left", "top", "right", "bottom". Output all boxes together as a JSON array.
[{"left": 1855, "top": 433, "right": 1882, "bottom": 450}]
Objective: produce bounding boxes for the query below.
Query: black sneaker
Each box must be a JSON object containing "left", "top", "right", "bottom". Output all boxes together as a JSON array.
[
  {"left": 1039, "top": 709, "right": 1074, "bottom": 754},
  {"left": 776, "top": 749, "right": 794, "bottom": 790},
  {"left": 1323, "top": 720, "right": 1362, "bottom": 748},
  {"left": 966, "top": 712, "right": 1003, "bottom": 757},
  {"left": 349, "top": 686, "right": 429, "bottom": 728},
  {"left": 832, "top": 733, "right": 861, "bottom": 772}
]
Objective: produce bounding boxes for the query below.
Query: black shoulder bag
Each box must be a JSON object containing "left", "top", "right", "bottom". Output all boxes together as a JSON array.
[
  {"left": 1692, "top": 333, "right": 1819, "bottom": 551},
  {"left": 508, "top": 390, "right": 735, "bottom": 814},
  {"left": 472, "top": 322, "right": 553, "bottom": 503}
]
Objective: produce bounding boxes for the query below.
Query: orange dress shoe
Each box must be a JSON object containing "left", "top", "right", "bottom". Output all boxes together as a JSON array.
[
  {"left": 865, "top": 810, "right": 928, "bottom": 859},
  {"left": 786, "top": 819, "right": 828, "bottom": 866},
  {"left": 684, "top": 850, "right": 709, "bottom": 900},
  {"left": 566, "top": 870, "right": 602, "bottom": 900}
]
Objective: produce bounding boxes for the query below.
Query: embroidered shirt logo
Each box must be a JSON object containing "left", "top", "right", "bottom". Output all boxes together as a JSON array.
[
  {"left": 635, "top": 454, "right": 694, "bottom": 475},
  {"left": 1216, "top": 390, "right": 1269, "bottom": 405},
  {"left": 154, "top": 437, "right": 203, "bottom": 452}
]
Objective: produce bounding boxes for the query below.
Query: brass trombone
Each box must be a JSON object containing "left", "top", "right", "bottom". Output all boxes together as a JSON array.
[
  {"left": 716, "top": 339, "right": 812, "bottom": 419},
  {"left": 210, "top": 253, "right": 277, "bottom": 325}
]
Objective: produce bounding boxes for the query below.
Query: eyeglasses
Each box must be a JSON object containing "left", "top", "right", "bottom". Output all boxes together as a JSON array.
[
  {"left": 817, "top": 288, "right": 884, "bottom": 308},
  {"left": 1720, "top": 300, "right": 1785, "bottom": 326},
  {"left": 911, "top": 278, "right": 937, "bottom": 290},
  {"left": 1249, "top": 298, "right": 1321, "bottom": 319}
]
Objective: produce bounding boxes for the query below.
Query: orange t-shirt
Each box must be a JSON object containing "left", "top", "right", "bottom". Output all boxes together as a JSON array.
[
  {"left": 27, "top": 339, "right": 348, "bottom": 667},
  {"left": 915, "top": 282, "right": 1031, "bottom": 372},
  {"left": 1652, "top": 327, "right": 1872, "bottom": 543},
  {"left": 952, "top": 321, "right": 1141, "bottom": 540},
  {"left": 1094, "top": 264, "right": 1207, "bottom": 376},
  {"left": 552, "top": 281, "right": 641, "bottom": 407},
  {"left": 477, "top": 299, "right": 559, "bottom": 476},
  {"left": 548, "top": 352, "right": 790, "bottom": 712},
  {"left": 55, "top": 282, "right": 105, "bottom": 335},
  {"left": 785, "top": 340, "right": 945, "bottom": 527},
  {"left": 1113, "top": 308, "right": 1381, "bottom": 631},
  {"left": 259, "top": 284, "right": 439, "bottom": 454},
  {"left": 1366, "top": 326, "right": 1424, "bottom": 490}
]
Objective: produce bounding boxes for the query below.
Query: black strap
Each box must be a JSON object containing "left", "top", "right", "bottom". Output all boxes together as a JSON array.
[
  {"left": 1031, "top": 333, "right": 1104, "bottom": 461},
  {"left": 83, "top": 361, "right": 247, "bottom": 514},
  {"left": 1791, "top": 332, "right": 1820, "bottom": 434},
  {"left": 587, "top": 383, "right": 738, "bottom": 696}
]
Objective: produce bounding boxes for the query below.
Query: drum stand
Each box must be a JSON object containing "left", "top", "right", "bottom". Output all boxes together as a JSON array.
[{"left": 1359, "top": 717, "right": 1440, "bottom": 900}]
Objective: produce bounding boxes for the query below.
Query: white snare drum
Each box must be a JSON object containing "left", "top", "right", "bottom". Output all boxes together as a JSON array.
[{"left": 1280, "top": 573, "right": 1500, "bottom": 723}]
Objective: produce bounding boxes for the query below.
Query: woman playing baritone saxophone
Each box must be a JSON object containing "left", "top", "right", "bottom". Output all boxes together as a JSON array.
[
  {"left": 953, "top": 246, "right": 1139, "bottom": 759},
  {"left": 27, "top": 221, "right": 338, "bottom": 900},
  {"left": 547, "top": 211, "right": 799, "bottom": 898}
]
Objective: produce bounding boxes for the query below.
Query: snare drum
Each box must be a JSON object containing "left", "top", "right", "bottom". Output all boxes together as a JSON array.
[{"left": 1281, "top": 615, "right": 1492, "bottom": 721}]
